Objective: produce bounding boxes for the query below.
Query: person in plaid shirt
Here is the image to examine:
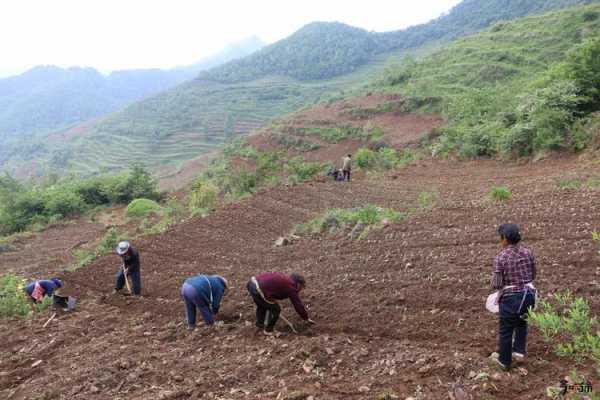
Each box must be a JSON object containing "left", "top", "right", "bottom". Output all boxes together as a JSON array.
[{"left": 490, "top": 223, "right": 536, "bottom": 369}]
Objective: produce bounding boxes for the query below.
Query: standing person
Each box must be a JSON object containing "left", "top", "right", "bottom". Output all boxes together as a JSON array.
[
  {"left": 490, "top": 223, "right": 536, "bottom": 370},
  {"left": 247, "top": 272, "right": 315, "bottom": 334},
  {"left": 181, "top": 274, "right": 228, "bottom": 330},
  {"left": 342, "top": 154, "right": 352, "bottom": 181},
  {"left": 24, "top": 278, "right": 63, "bottom": 308},
  {"left": 114, "top": 241, "right": 142, "bottom": 296}
]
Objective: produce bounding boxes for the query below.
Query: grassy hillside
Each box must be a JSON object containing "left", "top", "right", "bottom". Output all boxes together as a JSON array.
[
  {"left": 373, "top": 4, "right": 600, "bottom": 157},
  {"left": 4, "top": 0, "right": 600, "bottom": 177},
  {"left": 0, "top": 37, "right": 265, "bottom": 142}
]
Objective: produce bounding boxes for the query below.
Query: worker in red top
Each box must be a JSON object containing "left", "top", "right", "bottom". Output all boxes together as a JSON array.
[{"left": 247, "top": 272, "right": 315, "bottom": 334}]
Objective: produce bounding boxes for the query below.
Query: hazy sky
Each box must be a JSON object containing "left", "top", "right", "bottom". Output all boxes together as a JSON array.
[{"left": 0, "top": 0, "right": 461, "bottom": 76}]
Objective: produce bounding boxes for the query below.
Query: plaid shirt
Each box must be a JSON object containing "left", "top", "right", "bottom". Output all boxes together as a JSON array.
[{"left": 491, "top": 245, "right": 536, "bottom": 295}]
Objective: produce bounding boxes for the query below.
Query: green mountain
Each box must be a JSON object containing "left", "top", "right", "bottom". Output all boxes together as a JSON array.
[
  {"left": 373, "top": 4, "right": 600, "bottom": 157},
  {"left": 0, "top": 37, "right": 265, "bottom": 140},
  {"left": 3, "top": 0, "right": 600, "bottom": 177}
]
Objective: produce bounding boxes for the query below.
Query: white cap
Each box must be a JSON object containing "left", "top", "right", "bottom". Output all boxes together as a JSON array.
[{"left": 116, "top": 241, "right": 130, "bottom": 255}]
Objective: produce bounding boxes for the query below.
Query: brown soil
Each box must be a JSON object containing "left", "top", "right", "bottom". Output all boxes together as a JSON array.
[
  {"left": 0, "top": 221, "right": 107, "bottom": 279},
  {"left": 247, "top": 94, "right": 442, "bottom": 172},
  {"left": 2, "top": 97, "right": 600, "bottom": 400}
]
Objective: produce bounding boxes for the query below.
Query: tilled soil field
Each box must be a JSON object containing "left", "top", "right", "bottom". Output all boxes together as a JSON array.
[{"left": 2, "top": 154, "right": 600, "bottom": 400}]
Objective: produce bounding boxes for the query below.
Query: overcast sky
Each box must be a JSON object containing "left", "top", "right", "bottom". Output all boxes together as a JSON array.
[{"left": 0, "top": 0, "right": 461, "bottom": 76}]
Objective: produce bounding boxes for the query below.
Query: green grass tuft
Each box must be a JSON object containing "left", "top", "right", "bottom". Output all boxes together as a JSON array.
[{"left": 489, "top": 186, "right": 512, "bottom": 201}]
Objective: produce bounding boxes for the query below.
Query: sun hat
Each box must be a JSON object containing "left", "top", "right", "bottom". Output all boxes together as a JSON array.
[{"left": 116, "top": 241, "right": 130, "bottom": 255}]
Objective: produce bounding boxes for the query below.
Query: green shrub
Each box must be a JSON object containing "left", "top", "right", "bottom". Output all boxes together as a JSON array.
[
  {"left": 355, "top": 148, "right": 377, "bottom": 169},
  {"left": 126, "top": 199, "right": 162, "bottom": 218},
  {"left": 188, "top": 179, "right": 218, "bottom": 216},
  {"left": 0, "top": 274, "right": 32, "bottom": 318},
  {"left": 295, "top": 205, "right": 404, "bottom": 238},
  {"left": 43, "top": 189, "right": 85, "bottom": 218},
  {"left": 0, "top": 165, "right": 160, "bottom": 236},
  {"left": 529, "top": 292, "right": 600, "bottom": 367},
  {"left": 285, "top": 156, "right": 329, "bottom": 183},
  {"left": 489, "top": 186, "right": 512, "bottom": 201},
  {"left": 355, "top": 147, "right": 416, "bottom": 170}
]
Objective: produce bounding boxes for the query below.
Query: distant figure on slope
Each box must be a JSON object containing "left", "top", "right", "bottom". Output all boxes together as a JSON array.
[
  {"left": 327, "top": 168, "right": 344, "bottom": 182},
  {"left": 341, "top": 154, "right": 352, "bottom": 182},
  {"left": 181, "top": 274, "right": 228, "bottom": 330},
  {"left": 113, "top": 241, "right": 142, "bottom": 296},
  {"left": 489, "top": 223, "right": 536, "bottom": 370},
  {"left": 24, "top": 278, "right": 63, "bottom": 308},
  {"left": 247, "top": 272, "right": 315, "bottom": 334}
]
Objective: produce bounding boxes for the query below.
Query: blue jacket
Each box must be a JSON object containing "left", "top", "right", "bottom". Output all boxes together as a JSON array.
[
  {"left": 24, "top": 280, "right": 60, "bottom": 299},
  {"left": 184, "top": 275, "right": 226, "bottom": 314}
]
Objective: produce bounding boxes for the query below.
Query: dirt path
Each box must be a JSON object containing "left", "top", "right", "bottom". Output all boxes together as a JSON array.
[{"left": 2, "top": 154, "right": 599, "bottom": 400}]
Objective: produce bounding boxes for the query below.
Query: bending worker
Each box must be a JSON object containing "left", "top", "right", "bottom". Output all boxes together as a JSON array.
[
  {"left": 114, "top": 241, "right": 142, "bottom": 296},
  {"left": 181, "top": 274, "right": 228, "bottom": 330},
  {"left": 247, "top": 272, "right": 315, "bottom": 334},
  {"left": 24, "top": 278, "right": 63, "bottom": 307}
]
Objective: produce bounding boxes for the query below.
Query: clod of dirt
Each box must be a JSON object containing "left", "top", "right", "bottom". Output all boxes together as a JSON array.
[
  {"left": 275, "top": 237, "right": 290, "bottom": 247},
  {"left": 349, "top": 221, "right": 365, "bottom": 240},
  {"left": 284, "top": 391, "right": 311, "bottom": 400},
  {"left": 377, "top": 391, "right": 399, "bottom": 400}
]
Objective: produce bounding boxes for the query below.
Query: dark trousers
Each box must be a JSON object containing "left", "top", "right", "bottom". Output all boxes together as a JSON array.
[
  {"left": 247, "top": 281, "right": 280, "bottom": 331},
  {"left": 343, "top": 170, "right": 351, "bottom": 181},
  {"left": 498, "top": 291, "right": 535, "bottom": 365},
  {"left": 115, "top": 266, "right": 141, "bottom": 295},
  {"left": 181, "top": 283, "right": 213, "bottom": 327}
]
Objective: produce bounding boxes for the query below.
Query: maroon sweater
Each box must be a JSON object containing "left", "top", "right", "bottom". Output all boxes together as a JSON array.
[{"left": 255, "top": 272, "right": 308, "bottom": 320}]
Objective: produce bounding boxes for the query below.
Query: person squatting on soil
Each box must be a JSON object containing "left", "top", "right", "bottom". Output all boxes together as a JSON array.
[
  {"left": 341, "top": 154, "right": 352, "bottom": 182},
  {"left": 490, "top": 223, "right": 536, "bottom": 370},
  {"left": 24, "top": 278, "right": 62, "bottom": 309},
  {"left": 181, "top": 274, "right": 228, "bottom": 330},
  {"left": 327, "top": 168, "right": 344, "bottom": 182},
  {"left": 247, "top": 272, "right": 315, "bottom": 334},
  {"left": 114, "top": 241, "right": 142, "bottom": 296}
]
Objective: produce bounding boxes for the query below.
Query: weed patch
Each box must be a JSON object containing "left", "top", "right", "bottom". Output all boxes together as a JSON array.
[
  {"left": 489, "top": 186, "right": 512, "bottom": 201},
  {"left": 530, "top": 291, "right": 600, "bottom": 367},
  {"left": 294, "top": 205, "right": 405, "bottom": 239}
]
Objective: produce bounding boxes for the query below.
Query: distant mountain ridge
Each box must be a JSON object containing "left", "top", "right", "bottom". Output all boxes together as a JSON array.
[
  {"left": 3, "top": 0, "right": 600, "bottom": 178},
  {"left": 0, "top": 36, "right": 265, "bottom": 139},
  {"left": 200, "top": 0, "right": 600, "bottom": 84}
]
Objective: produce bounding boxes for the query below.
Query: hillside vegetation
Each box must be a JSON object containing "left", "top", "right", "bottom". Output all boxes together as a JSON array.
[
  {"left": 374, "top": 4, "right": 600, "bottom": 157},
  {"left": 3, "top": 0, "right": 599, "bottom": 177},
  {"left": 203, "top": 0, "right": 600, "bottom": 83},
  {"left": 0, "top": 37, "right": 264, "bottom": 141}
]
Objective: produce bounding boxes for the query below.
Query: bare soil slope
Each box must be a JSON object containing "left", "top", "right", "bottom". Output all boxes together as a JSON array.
[{"left": 1, "top": 99, "right": 599, "bottom": 400}]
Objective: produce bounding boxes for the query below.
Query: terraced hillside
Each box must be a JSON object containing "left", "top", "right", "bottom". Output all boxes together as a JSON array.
[{"left": 6, "top": 0, "right": 599, "bottom": 178}]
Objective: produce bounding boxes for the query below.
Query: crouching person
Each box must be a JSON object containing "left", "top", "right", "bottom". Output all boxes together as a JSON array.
[
  {"left": 24, "top": 278, "right": 63, "bottom": 310},
  {"left": 490, "top": 223, "right": 537, "bottom": 370},
  {"left": 181, "top": 275, "right": 228, "bottom": 330},
  {"left": 114, "top": 241, "right": 141, "bottom": 296},
  {"left": 247, "top": 272, "right": 315, "bottom": 335}
]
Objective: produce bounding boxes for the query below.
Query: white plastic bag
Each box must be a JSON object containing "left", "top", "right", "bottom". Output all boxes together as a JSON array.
[{"left": 486, "top": 291, "right": 500, "bottom": 314}]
